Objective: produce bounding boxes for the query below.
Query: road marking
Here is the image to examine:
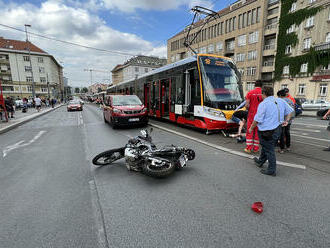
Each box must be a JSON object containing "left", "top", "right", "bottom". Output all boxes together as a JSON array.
[
  {"left": 149, "top": 123, "right": 306, "bottom": 170},
  {"left": 294, "top": 140, "right": 328, "bottom": 148},
  {"left": 291, "top": 133, "right": 330, "bottom": 142},
  {"left": 77, "top": 112, "right": 84, "bottom": 126},
  {"left": 3, "top": 131, "right": 46, "bottom": 158},
  {"left": 291, "top": 128, "right": 321, "bottom": 133},
  {"left": 294, "top": 123, "right": 327, "bottom": 128}
]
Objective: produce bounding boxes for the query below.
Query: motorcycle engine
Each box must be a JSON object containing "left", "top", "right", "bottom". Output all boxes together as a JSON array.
[{"left": 124, "top": 148, "right": 140, "bottom": 167}]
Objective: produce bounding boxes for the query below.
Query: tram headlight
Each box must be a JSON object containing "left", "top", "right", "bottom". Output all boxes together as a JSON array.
[{"left": 206, "top": 108, "right": 225, "bottom": 118}]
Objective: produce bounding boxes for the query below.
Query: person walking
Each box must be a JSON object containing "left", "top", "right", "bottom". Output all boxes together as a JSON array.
[
  {"left": 249, "top": 86, "right": 294, "bottom": 176},
  {"left": 5, "top": 97, "right": 15, "bottom": 118},
  {"left": 284, "top": 88, "right": 296, "bottom": 105},
  {"left": 277, "top": 89, "right": 295, "bottom": 153},
  {"left": 323, "top": 109, "right": 330, "bottom": 151},
  {"left": 34, "top": 95, "right": 42, "bottom": 112},
  {"left": 244, "top": 80, "right": 263, "bottom": 153}
]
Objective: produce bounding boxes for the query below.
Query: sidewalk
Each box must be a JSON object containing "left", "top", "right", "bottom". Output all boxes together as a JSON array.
[
  {"left": 300, "top": 110, "right": 317, "bottom": 117},
  {"left": 0, "top": 105, "right": 63, "bottom": 134}
]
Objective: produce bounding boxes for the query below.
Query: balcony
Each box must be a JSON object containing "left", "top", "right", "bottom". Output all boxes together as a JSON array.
[
  {"left": 262, "top": 61, "right": 275, "bottom": 73},
  {"left": 314, "top": 42, "right": 330, "bottom": 51},
  {"left": 224, "top": 47, "right": 235, "bottom": 56},
  {"left": 0, "top": 70, "right": 11, "bottom": 75},
  {"left": 263, "top": 44, "right": 276, "bottom": 56},
  {"left": 268, "top": 0, "right": 279, "bottom": 7},
  {"left": 264, "top": 23, "right": 278, "bottom": 35}
]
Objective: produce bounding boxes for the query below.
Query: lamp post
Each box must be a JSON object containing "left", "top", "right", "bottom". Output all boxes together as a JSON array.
[
  {"left": 24, "top": 24, "right": 35, "bottom": 98},
  {"left": 47, "top": 73, "right": 50, "bottom": 99}
]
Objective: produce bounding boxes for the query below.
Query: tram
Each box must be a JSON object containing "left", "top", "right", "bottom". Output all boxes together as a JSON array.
[{"left": 107, "top": 54, "right": 243, "bottom": 132}]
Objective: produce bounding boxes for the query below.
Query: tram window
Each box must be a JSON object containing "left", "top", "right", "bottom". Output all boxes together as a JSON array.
[{"left": 190, "top": 69, "right": 201, "bottom": 106}]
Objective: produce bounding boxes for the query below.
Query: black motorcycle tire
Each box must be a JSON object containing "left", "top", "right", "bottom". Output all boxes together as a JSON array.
[
  {"left": 92, "top": 148, "right": 125, "bottom": 166},
  {"left": 186, "top": 149, "right": 195, "bottom": 160},
  {"left": 142, "top": 160, "right": 176, "bottom": 178}
]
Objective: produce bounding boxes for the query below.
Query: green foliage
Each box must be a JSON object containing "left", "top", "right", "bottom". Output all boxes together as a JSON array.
[
  {"left": 274, "top": 0, "right": 328, "bottom": 80},
  {"left": 81, "top": 87, "right": 88, "bottom": 93},
  {"left": 74, "top": 87, "right": 80, "bottom": 93}
]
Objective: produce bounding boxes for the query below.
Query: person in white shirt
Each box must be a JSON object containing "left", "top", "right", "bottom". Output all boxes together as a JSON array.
[{"left": 34, "top": 96, "right": 42, "bottom": 112}]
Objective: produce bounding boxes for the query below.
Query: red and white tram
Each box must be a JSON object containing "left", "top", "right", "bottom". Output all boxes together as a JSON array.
[{"left": 107, "top": 54, "right": 244, "bottom": 132}]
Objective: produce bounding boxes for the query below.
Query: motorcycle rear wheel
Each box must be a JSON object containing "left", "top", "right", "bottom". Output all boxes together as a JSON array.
[
  {"left": 92, "top": 148, "right": 125, "bottom": 166},
  {"left": 142, "top": 161, "right": 175, "bottom": 178}
]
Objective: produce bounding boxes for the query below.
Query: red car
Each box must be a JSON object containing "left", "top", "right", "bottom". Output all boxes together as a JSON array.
[
  {"left": 103, "top": 95, "right": 148, "bottom": 128},
  {"left": 67, "top": 100, "right": 83, "bottom": 111}
]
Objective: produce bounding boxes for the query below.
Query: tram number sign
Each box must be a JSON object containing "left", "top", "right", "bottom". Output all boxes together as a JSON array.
[{"left": 204, "top": 58, "right": 225, "bottom": 67}]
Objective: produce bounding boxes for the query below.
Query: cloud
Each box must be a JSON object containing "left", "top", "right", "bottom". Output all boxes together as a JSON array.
[
  {"left": 101, "top": 0, "right": 214, "bottom": 13},
  {"left": 0, "top": 0, "right": 167, "bottom": 87}
]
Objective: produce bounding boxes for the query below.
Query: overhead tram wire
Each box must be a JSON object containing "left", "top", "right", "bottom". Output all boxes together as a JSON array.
[{"left": 0, "top": 23, "right": 137, "bottom": 57}]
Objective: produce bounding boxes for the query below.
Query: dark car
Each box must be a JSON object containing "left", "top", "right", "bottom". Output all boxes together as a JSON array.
[
  {"left": 317, "top": 107, "right": 330, "bottom": 120},
  {"left": 103, "top": 95, "right": 148, "bottom": 128},
  {"left": 67, "top": 100, "right": 83, "bottom": 111}
]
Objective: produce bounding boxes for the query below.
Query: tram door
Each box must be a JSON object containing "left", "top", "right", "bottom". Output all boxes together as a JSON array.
[
  {"left": 160, "top": 79, "right": 170, "bottom": 117},
  {"left": 144, "top": 83, "right": 150, "bottom": 110}
]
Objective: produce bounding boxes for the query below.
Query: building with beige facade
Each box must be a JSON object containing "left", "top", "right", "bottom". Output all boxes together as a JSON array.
[
  {"left": 0, "top": 37, "right": 64, "bottom": 100},
  {"left": 88, "top": 83, "right": 108, "bottom": 95},
  {"left": 273, "top": 0, "right": 330, "bottom": 102},
  {"left": 168, "top": 0, "right": 280, "bottom": 95}
]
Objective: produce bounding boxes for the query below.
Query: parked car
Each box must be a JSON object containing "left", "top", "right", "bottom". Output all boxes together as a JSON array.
[
  {"left": 103, "top": 95, "right": 148, "bottom": 128},
  {"left": 67, "top": 100, "right": 83, "bottom": 111},
  {"left": 316, "top": 107, "right": 330, "bottom": 120},
  {"left": 302, "top": 100, "right": 330, "bottom": 110}
]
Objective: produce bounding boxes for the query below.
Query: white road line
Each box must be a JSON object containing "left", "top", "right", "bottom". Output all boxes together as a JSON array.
[
  {"left": 149, "top": 123, "right": 306, "bottom": 170},
  {"left": 294, "top": 140, "right": 328, "bottom": 148},
  {"left": 291, "top": 128, "right": 321, "bottom": 133},
  {"left": 291, "top": 133, "right": 330, "bottom": 142},
  {"left": 294, "top": 123, "right": 327, "bottom": 128},
  {"left": 3, "top": 131, "right": 46, "bottom": 157}
]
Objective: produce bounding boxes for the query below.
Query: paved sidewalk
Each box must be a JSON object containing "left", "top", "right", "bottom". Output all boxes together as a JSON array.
[
  {"left": 300, "top": 110, "right": 317, "bottom": 117},
  {"left": 0, "top": 105, "right": 63, "bottom": 134}
]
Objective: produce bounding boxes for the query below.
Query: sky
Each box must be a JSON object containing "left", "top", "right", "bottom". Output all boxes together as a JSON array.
[{"left": 0, "top": 0, "right": 235, "bottom": 87}]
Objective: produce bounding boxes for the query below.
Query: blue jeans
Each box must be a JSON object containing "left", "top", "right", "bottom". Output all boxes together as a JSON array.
[{"left": 258, "top": 126, "right": 281, "bottom": 173}]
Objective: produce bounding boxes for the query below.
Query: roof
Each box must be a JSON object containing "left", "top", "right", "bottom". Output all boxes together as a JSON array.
[
  {"left": 111, "top": 55, "right": 167, "bottom": 72},
  {"left": 0, "top": 37, "right": 47, "bottom": 54}
]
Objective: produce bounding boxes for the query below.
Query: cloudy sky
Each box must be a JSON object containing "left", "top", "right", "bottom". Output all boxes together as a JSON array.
[{"left": 0, "top": 0, "right": 235, "bottom": 87}]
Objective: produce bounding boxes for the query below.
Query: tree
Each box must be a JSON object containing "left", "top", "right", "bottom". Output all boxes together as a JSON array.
[
  {"left": 97, "top": 87, "right": 102, "bottom": 93},
  {"left": 81, "top": 87, "right": 88, "bottom": 93},
  {"left": 74, "top": 87, "right": 80, "bottom": 94}
]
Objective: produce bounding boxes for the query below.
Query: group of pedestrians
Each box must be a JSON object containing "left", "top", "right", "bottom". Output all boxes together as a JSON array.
[{"left": 230, "top": 82, "right": 298, "bottom": 176}]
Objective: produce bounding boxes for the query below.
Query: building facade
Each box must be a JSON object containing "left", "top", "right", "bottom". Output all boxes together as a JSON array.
[
  {"left": 273, "top": 0, "right": 330, "bottom": 102},
  {"left": 88, "top": 83, "right": 108, "bottom": 94},
  {"left": 0, "top": 37, "right": 63, "bottom": 100},
  {"left": 111, "top": 55, "right": 167, "bottom": 85}
]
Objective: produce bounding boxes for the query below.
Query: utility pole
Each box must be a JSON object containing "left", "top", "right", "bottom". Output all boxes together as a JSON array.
[
  {"left": 47, "top": 73, "right": 50, "bottom": 99},
  {"left": 25, "top": 24, "right": 35, "bottom": 98}
]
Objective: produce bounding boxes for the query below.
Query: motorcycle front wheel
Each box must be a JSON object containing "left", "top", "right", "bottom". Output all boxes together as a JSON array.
[
  {"left": 92, "top": 148, "right": 125, "bottom": 166},
  {"left": 142, "top": 160, "right": 175, "bottom": 178}
]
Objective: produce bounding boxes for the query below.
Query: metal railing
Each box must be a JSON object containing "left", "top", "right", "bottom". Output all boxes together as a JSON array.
[
  {"left": 314, "top": 42, "right": 330, "bottom": 51},
  {"left": 264, "top": 44, "right": 276, "bottom": 50},
  {"left": 265, "top": 23, "right": 278, "bottom": 30},
  {"left": 263, "top": 61, "right": 274, "bottom": 67}
]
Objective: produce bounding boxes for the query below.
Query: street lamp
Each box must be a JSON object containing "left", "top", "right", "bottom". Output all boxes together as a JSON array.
[{"left": 24, "top": 24, "right": 35, "bottom": 98}]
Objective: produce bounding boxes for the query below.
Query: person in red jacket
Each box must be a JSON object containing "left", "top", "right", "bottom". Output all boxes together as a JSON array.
[
  {"left": 244, "top": 80, "right": 263, "bottom": 153},
  {"left": 284, "top": 88, "right": 296, "bottom": 105}
]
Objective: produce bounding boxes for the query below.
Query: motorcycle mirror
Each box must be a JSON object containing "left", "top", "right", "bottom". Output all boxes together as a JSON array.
[{"left": 140, "top": 129, "right": 148, "bottom": 137}]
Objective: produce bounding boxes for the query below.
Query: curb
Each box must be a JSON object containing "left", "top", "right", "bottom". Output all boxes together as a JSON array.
[{"left": 0, "top": 104, "right": 63, "bottom": 135}]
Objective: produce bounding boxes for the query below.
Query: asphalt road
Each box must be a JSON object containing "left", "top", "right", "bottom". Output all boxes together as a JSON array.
[{"left": 1, "top": 104, "right": 330, "bottom": 248}]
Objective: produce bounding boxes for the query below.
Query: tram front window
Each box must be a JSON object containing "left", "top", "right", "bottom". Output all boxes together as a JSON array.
[{"left": 199, "top": 56, "right": 242, "bottom": 108}]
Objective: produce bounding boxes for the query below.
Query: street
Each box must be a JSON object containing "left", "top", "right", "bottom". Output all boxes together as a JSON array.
[{"left": 1, "top": 104, "right": 330, "bottom": 248}]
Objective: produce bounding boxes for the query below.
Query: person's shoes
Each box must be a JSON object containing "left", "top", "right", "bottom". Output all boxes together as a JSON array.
[
  {"left": 244, "top": 148, "right": 252, "bottom": 154},
  {"left": 285, "top": 147, "right": 291, "bottom": 152},
  {"left": 260, "top": 169, "right": 276, "bottom": 177},
  {"left": 253, "top": 157, "right": 263, "bottom": 168},
  {"left": 278, "top": 149, "right": 285, "bottom": 154},
  {"left": 323, "top": 147, "right": 330, "bottom": 151}
]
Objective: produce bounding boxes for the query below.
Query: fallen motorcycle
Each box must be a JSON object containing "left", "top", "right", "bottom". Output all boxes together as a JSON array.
[{"left": 92, "top": 128, "right": 195, "bottom": 178}]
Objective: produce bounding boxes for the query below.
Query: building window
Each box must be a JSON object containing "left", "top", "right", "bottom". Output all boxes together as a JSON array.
[
  {"left": 135, "top": 67, "right": 139, "bottom": 72},
  {"left": 268, "top": 7, "right": 279, "bottom": 15},
  {"left": 247, "top": 11, "right": 252, "bottom": 26},
  {"left": 303, "top": 38, "right": 312, "bottom": 49},
  {"left": 226, "top": 41, "right": 235, "bottom": 51},
  {"left": 216, "top": 42, "right": 223, "bottom": 51},
  {"left": 326, "top": 33, "right": 330, "bottom": 43},
  {"left": 238, "top": 68, "right": 245, "bottom": 76},
  {"left": 237, "top": 34, "right": 246, "bottom": 46},
  {"left": 200, "top": 47, "right": 207, "bottom": 53},
  {"left": 309, "top": 0, "right": 316, "bottom": 3},
  {"left": 286, "top": 24, "right": 295, "bottom": 34},
  {"left": 246, "top": 82, "right": 254, "bottom": 91},
  {"left": 285, "top": 45, "right": 292, "bottom": 54},
  {"left": 41, "top": 88, "right": 48, "bottom": 92},
  {"left": 23, "top": 56, "right": 30, "bottom": 61},
  {"left": 40, "top": 77, "right": 46, "bottom": 83},
  {"left": 171, "top": 56, "right": 175, "bottom": 63},
  {"left": 238, "top": 14, "right": 242, "bottom": 29},
  {"left": 319, "top": 84, "right": 328, "bottom": 96},
  {"left": 236, "top": 53, "right": 246, "bottom": 62},
  {"left": 283, "top": 65, "right": 290, "bottom": 75},
  {"left": 208, "top": 44, "right": 214, "bottom": 53},
  {"left": 38, "top": 57, "right": 44, "bottom": 63},
  {"left": 39, "top": 67, "right": 45, "bottom": 73},
  {"left": 27, "top": 86, "right": 32, "bottom": 92},
  {"left": 305, "top": 16, "right": 314, "bottom": 28},
  {"left": 144, "top": 68, "right": 148, "bottom": 73},
  {"left": 25, "top": 66, "right": 32, "bottom": 72},
  {"left": 281, "top": 84, "right": 288, "bottom": 89},
  {"left": 300, "top": 63, "right": 308, "bottom": 73},
  {"left": 256, "top": 7, "right": 261, "bottom": 23},
  {"left": 247, "top": 50, "right": 257, "bottom": 60},
  {"left": 26, "top": 76, "right": 33, "bottom": 82},
  {"left": 290, "top": 2, "right": 296, "bottom": 12},
  {"left": 252, "top": 8, "right": 257, "bottom": 24},
  {"left": 246, "top": 67, "right": 256, "bottom": 75},
  {"left": 248, "top": 31, "right": 258, "bottom": 44},
  {"left": 243, "top": 12, "right": 247, "bottom": 28},
  {"left": 298, "top": 84, "right": 306, "bottom": 95}
]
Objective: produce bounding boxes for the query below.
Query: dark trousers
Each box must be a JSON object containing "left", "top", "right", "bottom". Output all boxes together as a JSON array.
[
  {"left": 258, "top": 126, "right": 281, "bottom": 173},
  {"left": 279, "top": 124, "right": 291, "bottom": 149}
]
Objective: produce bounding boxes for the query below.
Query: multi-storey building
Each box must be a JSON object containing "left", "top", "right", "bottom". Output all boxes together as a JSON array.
[
  {"left": 0, "top": 37, "right": 63, "bottom": 99},
  {"left": 111, "top": 55, "right": 167, "bottom": 85},
  {"left": 274, "top": 0, "right": 330, "bottom": 102},
  {"left": 88, "top": 83, "right": 108, "bottom": 94},
  {"left": 168, "top": 0, "right": 281, "bottom": 94}
]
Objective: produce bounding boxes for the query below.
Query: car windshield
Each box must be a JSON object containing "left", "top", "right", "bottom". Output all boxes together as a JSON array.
[
  {"left": 198, "top": 55, "right": 242, "bottom": 106},
  {"left": 69, "top": 101, "right": 80, "bottom": 104},
  {"left": 112, "top": 95, "right": 142, "bottom": 106}
]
